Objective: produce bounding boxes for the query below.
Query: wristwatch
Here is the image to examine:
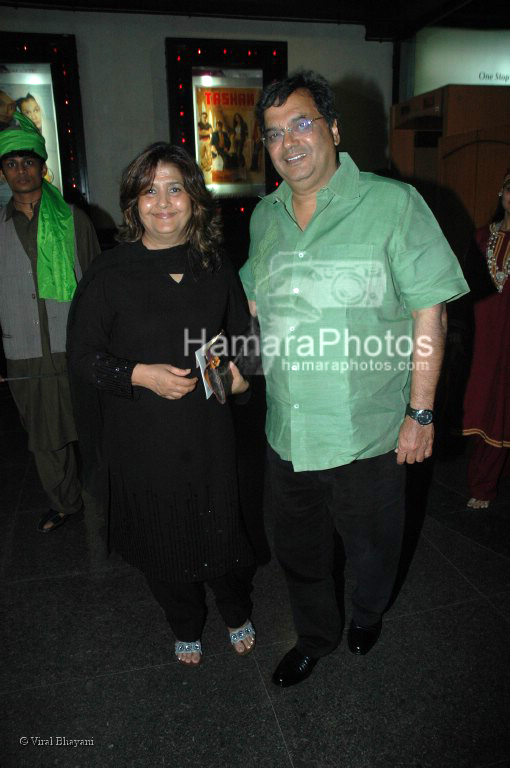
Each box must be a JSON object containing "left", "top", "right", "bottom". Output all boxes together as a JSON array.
[{"left": 405, "top": 404, "right": 434, "bottom": 425}]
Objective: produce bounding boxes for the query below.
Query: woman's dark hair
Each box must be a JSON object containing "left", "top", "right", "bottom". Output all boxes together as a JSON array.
[
  {"left": 255, "top": 70, "right": 340, "bottom": 131},
  {"left": 118, "top": 142, "right": 222, "bottom": 271},
  {"left": 490, "top": 170, "right": 510, "bottom": 223},
  {"left": 16, "top": 92, "right": 36, "bottom": 108}
]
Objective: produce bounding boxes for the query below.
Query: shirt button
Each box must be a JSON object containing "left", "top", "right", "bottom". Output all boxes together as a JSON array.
[
  {"left": 289, "top": 326, "right": 295, "bottom": 332},
  {"left": 292, "top": 288, "right": 299, "bottom": 294},
  {"left": 294, "top": 403, "right": 299, "bottom": 409},
  {"left": 298, "top": 252, "right": 304, "bottom": 258}
]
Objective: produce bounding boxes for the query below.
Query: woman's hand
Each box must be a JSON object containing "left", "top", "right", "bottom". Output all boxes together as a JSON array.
[
  {"left": 132, "top": 363, "right": 198, "bottom": 399},
  {"left": 229, "top": 361, "right": 249, "bottom": 395}
]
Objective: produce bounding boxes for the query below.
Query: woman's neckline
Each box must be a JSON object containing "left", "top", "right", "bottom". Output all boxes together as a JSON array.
[{"left": 138, "top": 240, "right": 189, "bottom": 253}]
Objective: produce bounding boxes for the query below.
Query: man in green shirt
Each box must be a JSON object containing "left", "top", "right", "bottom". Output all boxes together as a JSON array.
[
  {"left": 0, "top": 112, "right": 100, "bottom": 533},
  {"left": 240, "top": 71, "right": 468, "bottom": 687}
]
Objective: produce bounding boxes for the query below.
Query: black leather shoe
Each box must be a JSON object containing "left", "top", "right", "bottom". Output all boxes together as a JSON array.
[
  {"left": 347, "top": 619, "right": 382, "bottom": 655},
  {"left": 272, "top": 647, "right": 319, "bottom": 687}
]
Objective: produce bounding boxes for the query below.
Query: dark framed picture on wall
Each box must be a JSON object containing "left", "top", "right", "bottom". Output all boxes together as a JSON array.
[
  {"left": 166, "top": 38, "right": 287, "bottom": 261},
  {"left": 1, "top": 33, "right": 90, "bottom": 209}
]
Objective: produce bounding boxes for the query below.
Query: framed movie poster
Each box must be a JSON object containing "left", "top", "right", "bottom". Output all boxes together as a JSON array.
[
  {"left": 1, "top": 33, "right": 89, "bottom": 208},
  {"left": 193, "top": 69, "right": 264, "bottom": 198},
  {"left": 0, "top": 62, "right": 62, "bottom": 206},
  {"left": 166, "top": 38, "right": 287, "bottom": 261},
  {"left": 166, "top": 38, "right": 287, "bottom": 200}
]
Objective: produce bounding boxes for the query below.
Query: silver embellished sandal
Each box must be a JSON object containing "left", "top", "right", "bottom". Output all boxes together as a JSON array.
[
  {"left": 175, "top": 640, "right": 202, "bottom": 667},
  {"left": 229, "top": 621, "right": 256, "bottom": 656}
]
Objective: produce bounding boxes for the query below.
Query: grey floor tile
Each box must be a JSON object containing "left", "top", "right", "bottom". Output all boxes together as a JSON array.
[
  {"left": 388, "top": 533, "right": 481, "bottom": 618},
  {"left": 1, "top": 569, "right": 170, "bottom": 692},
  {"left": 488, "top": 590, "right": 510, "bottom": 622},
  {"left": 0, "top": 466, "right": 26, "bottom": 582},
  {"left": 3, "top": 501, "right": 128, "bottom": 581},
  {"left": 1, "top": 656, "right": 292, "bottom": 768},
  {"left": 422, "top": 516, "right": 510, "bottom": 594},
  {"left": 256, "top": 601, "right": 510, "bottom": 768}
]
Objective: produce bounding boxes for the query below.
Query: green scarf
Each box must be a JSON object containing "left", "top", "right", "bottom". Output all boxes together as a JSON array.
[
  {"left": 37, "top": 180, "right": 76, "bottom": 301},
  {"left": 0, "top": 111, "right": 76, "bottom": 301}
]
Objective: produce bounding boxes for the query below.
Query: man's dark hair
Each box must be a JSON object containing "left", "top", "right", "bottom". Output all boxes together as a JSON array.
[
  {"left": 255, "top": 70, "right": 340, "bottom": 131},
  {"left": 0, "top": 149, "right": 45, "bottom": 165},
  {"left": 118, "top": 142, "right": 222, "bottom": 271}
]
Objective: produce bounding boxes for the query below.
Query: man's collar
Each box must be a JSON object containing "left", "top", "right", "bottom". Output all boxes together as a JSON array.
[
  {"left": 328, "top": 153, "right": 360, "bottom": 199},
  {"left": 261, "top": 152, "right": 360, "bottom": 205},
  {"left": 5, "top": 196, "right": 41, "bottom": 220}
]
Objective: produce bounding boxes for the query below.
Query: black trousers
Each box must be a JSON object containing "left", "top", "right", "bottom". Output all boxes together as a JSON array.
[
  {"left": 268, "top": 446, "right": 406, "bottom": 658},
  {"left": 145, "top": 565, "right": 256, "bottom": 642}
]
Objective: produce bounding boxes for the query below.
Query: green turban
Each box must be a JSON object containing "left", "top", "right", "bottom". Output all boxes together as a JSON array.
[
  {"left": 0, "top": 111, "right": 76, "bottom": 302},
  {"left": 0, "top": 110, "right": 48, "bottom": 160}
]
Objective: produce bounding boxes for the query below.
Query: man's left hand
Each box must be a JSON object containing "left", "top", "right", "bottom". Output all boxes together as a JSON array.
[{"left": 395, "top": 417, "right": 434, "bottom": 464}]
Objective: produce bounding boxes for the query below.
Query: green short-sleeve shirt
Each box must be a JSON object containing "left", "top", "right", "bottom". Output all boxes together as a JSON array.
[{"left": 240, "top": 153, "right": 469, "bottom": 471}]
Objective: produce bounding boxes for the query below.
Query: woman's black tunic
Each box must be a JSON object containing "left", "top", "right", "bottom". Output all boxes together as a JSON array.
[{"left": 67, "top": 241, "right": 254, "bottom": 582}]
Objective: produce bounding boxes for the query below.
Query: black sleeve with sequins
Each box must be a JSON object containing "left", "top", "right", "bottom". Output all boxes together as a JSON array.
[{"left": 92, "top": 354, "right": 138, "bottom": 398}]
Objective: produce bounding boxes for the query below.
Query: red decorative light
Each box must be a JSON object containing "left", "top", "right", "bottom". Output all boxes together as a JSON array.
[
  {"left": 67, "top": 128, "right": 72, "bottom": 134},
  {"left": 248, "top": 50, "right": 251, "bottom": 56},
  {"left": 180, "top": 111, "right": 184, "bottom": 117},
  {"left": 53, "top": 47, "right": 58, "bottom": 53},
  {"left": 198, "top": 48, "right": 201, "bottom": 54},
  {"left": 179, "top": 84, "right": 183, "bottom": 90},
  {"left": 240, "top": 207, "right": 245, "bottom": 213},
  {"left": 63, "top": 69, "right": 67, "bottom": 76},
  {"left": 64, "top": 99, "right": 69, "bottom": 105},
  {"left": 23, "top": 45, "right": 28, "bottom": 51},
  {"left": 275, "top": 181, "right": 279, "bottom": 186},
  {"left": 223, "top": 48, "right": 227, "bottom": 54},
  {"left": 273, "top": 50, "right": 277, "bottom": 56},
  {"left": 181, "top": 138, "right": 186, "bottom": 143},
  {"left": 177, "top": 55, "right": 181, "bottom": 61},
  {"left": 72, "top": 183, "right": 77, "bottom": 188}
]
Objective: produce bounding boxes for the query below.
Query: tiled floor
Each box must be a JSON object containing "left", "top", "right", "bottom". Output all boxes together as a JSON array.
[{"left": 1, "top": 383, "right": 509, "bottom": 768}]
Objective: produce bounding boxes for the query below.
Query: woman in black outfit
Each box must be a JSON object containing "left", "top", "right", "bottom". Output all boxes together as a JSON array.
[{"left": 67, "top": 143, "right": 256, "bottom": 666}]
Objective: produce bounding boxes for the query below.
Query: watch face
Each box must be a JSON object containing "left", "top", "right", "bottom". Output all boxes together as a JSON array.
[{"left": 416, "top": 410, "right": 433, "bottom": 425}]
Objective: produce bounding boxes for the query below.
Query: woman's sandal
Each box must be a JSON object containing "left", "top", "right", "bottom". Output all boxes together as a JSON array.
[
  {"left": 229, "top": 621, "right": 256, "bottom": 656},
  {"left": 174, "top": 640, "right": 202, "bottom": 667}
]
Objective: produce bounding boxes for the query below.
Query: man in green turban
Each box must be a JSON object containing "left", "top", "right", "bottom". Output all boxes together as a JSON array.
[{"left": 0, "top": 111, "right": 100, "bottom": 532}]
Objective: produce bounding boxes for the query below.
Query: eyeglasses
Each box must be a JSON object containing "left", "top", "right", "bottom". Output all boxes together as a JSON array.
[{"left": 261, "top": 116, "right": 325, "bottom": 147}]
